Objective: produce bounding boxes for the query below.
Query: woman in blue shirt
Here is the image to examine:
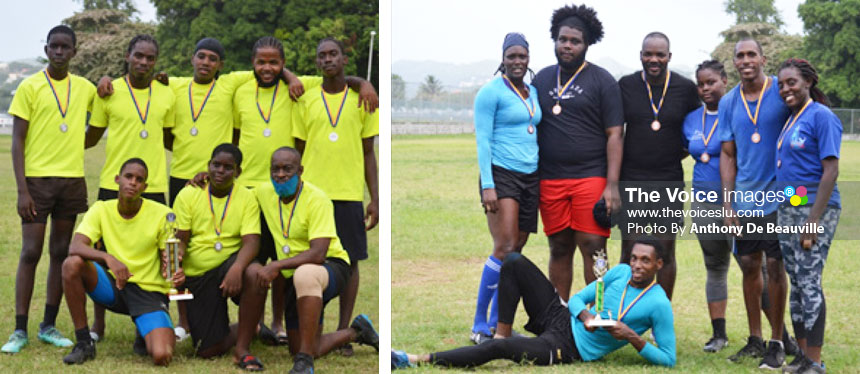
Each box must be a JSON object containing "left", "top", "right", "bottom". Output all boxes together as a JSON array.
[
  {"left": 470, "top": 32, "right": 542, "bottom": 344},
  {"left": 682, "top": 60, "right": 733, "bottom": 353},
  {"left": 775, "top": 59, "right": 841, "bottom": 374}
]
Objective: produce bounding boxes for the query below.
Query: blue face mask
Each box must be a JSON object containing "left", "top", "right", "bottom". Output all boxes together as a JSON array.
[{"left": 271, "top": 174, "right": 299, "bottom": 197}]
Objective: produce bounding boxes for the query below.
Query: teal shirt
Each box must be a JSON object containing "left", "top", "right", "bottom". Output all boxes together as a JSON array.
[{"left": 568, "top": 264, "right": 676, "bottom": 367}]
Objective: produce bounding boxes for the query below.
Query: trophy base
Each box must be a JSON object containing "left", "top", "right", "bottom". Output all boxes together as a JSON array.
[{"left": 586, "top": 317, "right": 617, "bottom": 328}]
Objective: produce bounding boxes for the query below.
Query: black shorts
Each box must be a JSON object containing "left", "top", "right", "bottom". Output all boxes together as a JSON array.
[
  {"left": 523, "top": 295, "right": 581, "bottom": 363},
  {"left": 618, "top": 180, "right": 684, "bottom": 237},
  {"left": 24, "top": 177, "right": 87, "bottom": 223},
  {"left": 184, "top": 252, "right": 241, "bottom": 351},
  {"left": 168, "top": 176, "right": 189, "bottom": 207},
  {"left": 98, "top": 188, "right": 166, "bottom": 204},
  {"left": 734, "top": 212, "right": 782, "bottom": 259},
  {"left": 88, "top": 263, "right": 170, "bottom": 318},
  {"left": 479, "top": 165, "right": 539, "bottom": 233},
  {"left": 283, "top": 258, "right": 350, "bottom": 330},
  {"left": 333, "top": 201, "right": 368, "bottom": 263},
  {"left": 256, "top": 211, "right": 277, "bottom": 264}
]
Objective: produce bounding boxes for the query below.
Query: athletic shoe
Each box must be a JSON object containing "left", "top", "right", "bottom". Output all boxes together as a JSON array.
[
  {"left": 783, "top": 332, "right": 800, "bottom": 357},
  {"left": 784, "top": 354, "right": 813, "bottom": 373},
  {"left": 174, "top": 326, "right": 189, "bottom": 342},
  {"left": 470, "top": 331, "right": 493, "bottom": 345},
  {"left": 703, "top": 335, "right": 728, "bottom": 353},
  {"left": 38, "top": 326, "right": 73, "bottom": 347},
  {"left": 351, "top": 314, "right": 379, "bottom": 351},
  {"left": 63, "top": 340, "right": 96, "bottom": 364},
  {"left": 289, "top": 352, "right": 314, "bottom": 374},
  {"left": 392, "top": 349, "right": 414, "bottom": 369},
  {"left": 1, "top": 331, "right": 28, "bottom": 353},
  {"left": 133, "top": 333, "right": 147, "bottom": 356},
  {"left": 759, "top": 340, "right": 785, "bottom": 369},
  {"left": 89, "top": 331, "right": 100, "bottom": 342},
  {"left": 796, "top": 360, "right": 826, "bottom": 374},
  {"left": 728, "top": 336, "right": 765, "bottom": 362}
]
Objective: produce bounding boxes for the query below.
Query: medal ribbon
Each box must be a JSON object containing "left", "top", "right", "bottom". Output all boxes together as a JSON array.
[
  {"left": 207, "top": 185, "right": 234, "bottom": 237},
  {"left": 701, "top": 110, "right": 719, "bottom": 147},
  {"left": 555, "top": 62, "right": 587, "bottom": 104},
  {"left": 501, "top": 74, "right": 535, "bottom": 122},
  {"left": 641, "top": 71, "right": 671, "bottom": 120},
  {"left": 189, "top": 80, "right": 216, "bottom": 123},
  {"left": 321, "top": 88, "right": 349, "bottom": 129},
  {"left": 278, "top": 181, "right": 304, "bottom": 239},
  {"left": 741, "top": 77, "right": 769, "bottom": 127},
  {"left": 124, "top": 76, "right": 151, "bottom": 125},
  {"left": 43, "top": 70, "right": 70, "bottom": 119},
  {"left": 256, "top": 81, "right": 279, "bottom": 124},
  {"left": 777, "top": 99, "right": 812, "bottom": 150},
  {"left": 617, "top": 278, "right": 657, "bottom": 321}
]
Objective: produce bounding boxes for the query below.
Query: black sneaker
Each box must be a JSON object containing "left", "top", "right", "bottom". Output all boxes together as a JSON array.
[
  {"left": 289, "top": 352, "right": 314, "bottom": 374},
  {"left": 759, "top": 340, "right": 785, "bottom": 369},
  {"left": 728, "top": 336, "right": 765, "bottom": 362},
  {"left": 784, "top": 354, "right": 813, "bottom": 373},
  {"left": 133, "top": 333, "right": 147, "bottom": 356},
  {"left": 703, "top": 335, "right": 728, "bottom": 353},
  {"left": 63, "top": 340, "right": 96, "bottom": 364},
  {"left": 783, "top": 331, "right": 800, "bottom": 357},
  {"left": 351, "top": 314, "right": 379, "bottom": 351},
  {"left": 796, "top": 360, "right": 826, "bottom": 374}
]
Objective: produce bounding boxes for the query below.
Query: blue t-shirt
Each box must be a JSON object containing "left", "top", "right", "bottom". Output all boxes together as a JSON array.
[
  {"left": 568, "top": 264, "right": 675, "bottom": 367},
  {"left": 683, "top": 107, "right": 722, "bottom": 200},
  {"left": 717, "top": 77, "right": 790, "bottom": 214},
  {"left": 776, "top": 101, "right": 841, "bottom": 208},
  {"left": 474, "top": 76, "right": 542, "bottom": 188}
]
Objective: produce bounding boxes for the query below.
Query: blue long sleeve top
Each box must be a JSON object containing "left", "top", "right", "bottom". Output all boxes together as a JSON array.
[
  {"left": 568, "top": 264, "right": 676, "bottom": 367},
  {"left": 474, "top": 76, "right": 541, "bottom": 189}
]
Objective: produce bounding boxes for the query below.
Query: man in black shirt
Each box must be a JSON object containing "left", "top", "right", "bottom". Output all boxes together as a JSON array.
[
  {"left": 618, "top": 32, "right": 700, "bottom": 300},
  {"left": 532, "top": 4, "right": 624, "bottom": 301}
]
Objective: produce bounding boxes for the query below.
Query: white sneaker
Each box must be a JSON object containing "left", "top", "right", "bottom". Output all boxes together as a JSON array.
[{"left": 174, "top": 326, "right": 189, "bottom": 342}]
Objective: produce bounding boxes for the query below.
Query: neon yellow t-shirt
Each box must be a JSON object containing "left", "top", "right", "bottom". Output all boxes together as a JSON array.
[
  {"left": 90, "top": 78, "right": 175, "bottom": 193},
  {"left": 75, "top": 199, "right": 172, "bottom": 294},
  {"left": 293, "top": 86, "right": 379, "bottom": 201},
  {"left": 173, "top": 184, "right": 260, "bottom": 277},
  {"left": 169, "top": 71, "right": 254, "bottom": 179},
  {"left": 255, "top": 180, "right": 349, "bottom": 278},
  {"left": 8, "top": 71, "right": 96, "bottom": 177},
  {"left": 233, "top": 76, "right": 322, "bottom": 188}
]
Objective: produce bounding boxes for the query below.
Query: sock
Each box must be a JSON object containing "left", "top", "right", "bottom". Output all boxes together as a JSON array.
[
  {"left": 487, "top": 289, "right": 499, "bottom": 331},
  {"left": 711, "top": 318, "right": 726, "bottom": 338},
  {"left": 15, "top": 315, "right": 27, "bottom": 334},
  {"left": 472, "top": 256, "right": 502, "bottom": 335},
  {"left": 75, "top": 327, "right": 92, "bottom": 343},
  {"left": 40, "top": 304, "right": 60, "bottom": 331}
]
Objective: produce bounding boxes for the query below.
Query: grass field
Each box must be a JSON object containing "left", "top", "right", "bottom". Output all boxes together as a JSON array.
[
  {"left": 0, "top": 136, "right": 379, "bottom": 373},
  {"left": 392, "top": 134, "right": 860, "bottom": 373}
]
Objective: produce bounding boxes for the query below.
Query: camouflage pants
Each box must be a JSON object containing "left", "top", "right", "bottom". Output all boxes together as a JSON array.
[{"left": 777, "top": 205, "right": 840, "bottom": 331}]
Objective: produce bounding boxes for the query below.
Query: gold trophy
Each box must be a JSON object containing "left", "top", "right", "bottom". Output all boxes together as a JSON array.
[
  {"left": 164, "top": 213, "right": 193, "bottom": 301},
  {"left": 586, "top": 248, "right": 616, "bottom": 327}
]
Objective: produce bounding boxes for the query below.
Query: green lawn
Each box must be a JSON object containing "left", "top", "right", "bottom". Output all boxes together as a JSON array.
[
  {"left": 392, "top": 134, "right": 860, "bottom": 373},
  {"left": 0, "top": 136, "right": 379, "bottom": 373}
]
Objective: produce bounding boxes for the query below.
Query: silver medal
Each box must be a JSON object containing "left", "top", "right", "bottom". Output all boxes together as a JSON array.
[
  {"left": 282, "top": 244, "right": 290, "bottom": 254},
  {"left": 329, "top": 132, "right": 338, "bottom": 142},
  {"left": 60, "top": 123, "right": 68, "bottom": 133},
  {"left": 214, "top": 241, "right": 223, "bottom": 251},
  {"left": 263, "top": 128, "right": 272, "bottom": 137},
  {"left": 190, "top": 126, "right": 198, "bottom": 136},
  {"left": 140, "top": 129, "right": 149, "bottom": 139}
]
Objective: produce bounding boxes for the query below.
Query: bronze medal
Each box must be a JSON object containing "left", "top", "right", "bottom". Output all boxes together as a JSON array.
[
  {"left": 701, "top": 153, "right": 710, "bottom": 163},
  {"left": 751, "top": 132, "right": 761, "bottom": 144}
]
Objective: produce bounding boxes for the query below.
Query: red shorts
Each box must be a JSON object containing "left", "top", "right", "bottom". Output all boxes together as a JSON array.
[{"left": 539, "top": 177, "right": 609, "bottom": 237}]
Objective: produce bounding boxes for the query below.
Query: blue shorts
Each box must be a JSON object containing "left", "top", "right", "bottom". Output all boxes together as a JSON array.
[{"left": 87, "top": 262, "right": 173, "bottom": 337}]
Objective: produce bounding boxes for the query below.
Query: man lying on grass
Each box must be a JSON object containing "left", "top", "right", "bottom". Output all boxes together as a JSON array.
[{"left": 392, "top": 237, "right": 675, "bottom": 369}]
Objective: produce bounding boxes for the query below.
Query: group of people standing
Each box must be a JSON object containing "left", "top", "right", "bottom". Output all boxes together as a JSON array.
[
  {"left": 394, "top": 4, "right": 841, "bottom": 374},
  {"left": 6, "top": 25, "right": 380, "bottom": 373}
]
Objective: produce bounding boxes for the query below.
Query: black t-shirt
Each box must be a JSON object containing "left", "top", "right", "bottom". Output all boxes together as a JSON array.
[
  {"left": 533, "top": 63, "right": 624, "bottom": 180},
  {"left": 619, "top": 70, "right": 700, "bottom": 181}
]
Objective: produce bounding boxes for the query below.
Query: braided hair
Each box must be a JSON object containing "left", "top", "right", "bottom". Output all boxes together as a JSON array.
[
  {"left": 124, "top": 34, "right": 158, "bottom": 73},
  {"left": 696, "top": 59, "right": 727, "bottom": 79},
  {"left": 779, "top": 58, "right": 830, "bottom": 107},
  {"left": 252, "top": 36, "right": 285, "bottom": 60},
  {"left": 550, "top": 4, "right": 604, "bottom": 45}
]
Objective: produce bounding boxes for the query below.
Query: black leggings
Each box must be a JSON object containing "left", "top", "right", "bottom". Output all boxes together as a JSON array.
[{"left": 431, "top": 253, "right": 578, "bottom": 367}]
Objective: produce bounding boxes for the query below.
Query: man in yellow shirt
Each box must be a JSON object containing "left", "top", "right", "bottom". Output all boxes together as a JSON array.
[
  {"left": 60, "top": 158, "right": 180, "bottom": 365},
  {"left": 3, "top": 25, "right": 96, "bottom": 353},
  {"left": 172, "top": 144, "right": 261, "bottom": 358},
  {"left": 232, "top": 148, "right": 378, "bottom": 373},
  {"left": 294, "top": 37, "right": 379, "bottom": 355}
]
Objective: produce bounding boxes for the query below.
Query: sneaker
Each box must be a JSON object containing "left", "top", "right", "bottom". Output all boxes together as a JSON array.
[
  {"left": 88, "top": 331, "right": 100, "bottom": 342},
  {"left": 174, "top": 326, "right": 189, "bottom": 342},
  {"left": 38, "top": 326, "right": 73, "bottom": 347},
  {"left": 392, "top": 349, "right": 414, "bottom": 369},
  {"left": 470, "top": 331, "right": 493, "bottom": 345},
  {"left": 703, "top": 335, "right": 728, "bottom": 353},
  {"left": 289, "top": 352, "right": 314, "bottom": 374},
  {"left": 351, "top": 314, "right": 379, "bottom": 351},
  {"left": 338, "top": 342, "right": 354, "bottom": 357},
  {"left": 728, "top": 336, "right": 765, "bottom": 362},
  {"left": 797, "top": 361, "right": 826, "bottom": 374},
  {"left": 63, "top": 340, "right": 96, "bottom": 364},
  {"left": 783, "top": 332, "right": 800, "bottom": 357},
  {"left": 784, "top": 354, "right": 813, "bottom": 373},
  {"left": 1, "top": 331, "right": 28, "bottom": 354},
  {"left": 133, "top": 333, "right": 147, "bottom": 356},
  {"left": 759, "top": 340, "right": 786, "bottom": 369}
]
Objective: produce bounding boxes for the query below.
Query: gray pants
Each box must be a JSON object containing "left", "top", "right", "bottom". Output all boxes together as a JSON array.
[{"left": 691, "top": 202, "right": 734, "bottom": 303}]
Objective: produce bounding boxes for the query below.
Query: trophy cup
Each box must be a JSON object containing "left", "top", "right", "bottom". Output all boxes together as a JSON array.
[
  {"left": 586, "top": 248, "right": 616, "bottom": 327},
  {"left": 164, "top": 213, "right": 193, "bottom": 301}
]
